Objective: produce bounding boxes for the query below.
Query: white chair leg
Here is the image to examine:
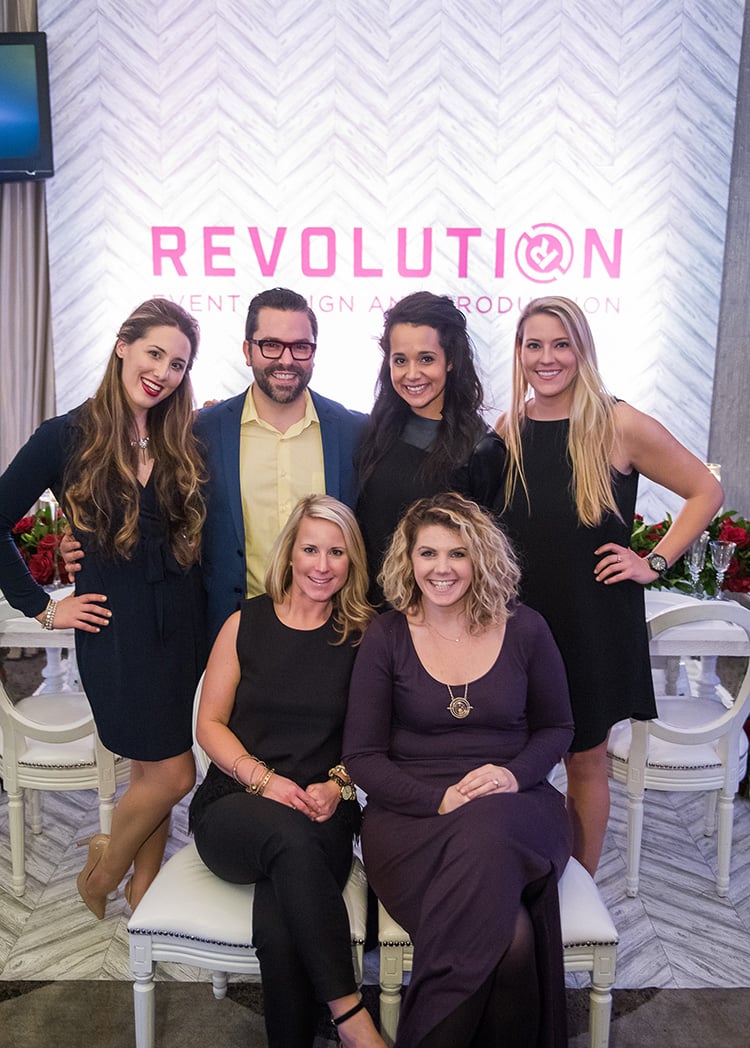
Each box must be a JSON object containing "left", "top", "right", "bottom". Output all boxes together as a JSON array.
[
  {"left": 625, "top": 788, "right": 644, "bottom": 898},
  {"left": 379, "top": 942, "right": 405, "bottom": 1047},
  {"left": 703, "top": 790, "right": 718, "bottom": 837},
  {"left": 132, "top": 971, "right": 156, "bottom": 1048},
  {"left": 212, "top": 972, "right": 228, "bottom": 1000},
  {"left": 28, "top": 790, "right": 43, "bottom": 834},
  {"left": 588, "top": 980, "right": 614, "bottom": 1048},
  {"left": 97, "top": 787, "right": 116, "bottom": 834},
  {"left": 715, "top": 790, "right": 734, "bottom": 897},
  {"left": 8, "top": 786, "right": 26, "bottom": 896}
]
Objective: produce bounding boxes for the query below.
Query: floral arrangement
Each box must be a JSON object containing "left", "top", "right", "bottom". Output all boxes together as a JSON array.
[
  {"left": 631, "top": 511, "right": 750, "bottom": 596},
  {"left": 12, "top": 504, "right": 66, "bottom": 585}
]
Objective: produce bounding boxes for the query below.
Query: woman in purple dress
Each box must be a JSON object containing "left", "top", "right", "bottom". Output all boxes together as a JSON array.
[{"left": 343, "top": 493, "right": 574, "bottom": 1048}]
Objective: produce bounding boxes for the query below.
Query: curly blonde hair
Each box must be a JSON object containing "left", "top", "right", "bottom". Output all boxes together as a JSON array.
[
  {"left": 500, "top": 296, "right": 620, "bottom": 527},
  {"left": 380, "top": 492, "right": 520, "bottom": 630},
  {"left": 265, "top": 495, "right": 373, "bottom": 644},
  {"left": 63, "top": 299, "right": 205, "bottom": 567}
]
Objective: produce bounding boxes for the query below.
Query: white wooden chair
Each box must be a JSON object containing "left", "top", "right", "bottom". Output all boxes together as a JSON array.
[
  {"left": 377, "top": 856, "right": 618, "bottom": 1048},
  {"left": 0, "top": 677, "right": 129, "bottom": 896},
  {"left": 607, "top": 600, "right": 750, "bottom": 897},
  {"left": 127, "top": 675, "right": 368, "bottom": 1048}
]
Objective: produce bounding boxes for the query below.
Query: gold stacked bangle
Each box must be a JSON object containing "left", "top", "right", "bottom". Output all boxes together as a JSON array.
[
  {"left": 230, "top": 752, "right": 275, "bottom": 795},
  {"left": 41, "top": 599, "right": 57, "bottom": 631},
  {"left": 253, "top": 766, "right": 275, "bottom": 796}
]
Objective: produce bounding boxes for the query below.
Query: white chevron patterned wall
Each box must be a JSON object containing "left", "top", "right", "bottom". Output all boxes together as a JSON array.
[{"left": 36, "top": 0, "right": 744, "bottom": 519}]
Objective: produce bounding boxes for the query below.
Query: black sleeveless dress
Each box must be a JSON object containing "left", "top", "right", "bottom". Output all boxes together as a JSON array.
[{"left": 475, "top": 420, "right": 656, "bottom": 751}]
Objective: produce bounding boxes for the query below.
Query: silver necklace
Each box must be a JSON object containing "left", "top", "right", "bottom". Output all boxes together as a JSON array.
[
  {"left": 130, "top": 435, "right": 150, "bottom": 450},
  {"left": 446, "top": 682, "right": 473, "bottom": 720}
]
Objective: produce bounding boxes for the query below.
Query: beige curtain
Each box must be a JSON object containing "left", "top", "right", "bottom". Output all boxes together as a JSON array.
[{"left": 0, "top": 0, "right": 55, "bottom": 472}]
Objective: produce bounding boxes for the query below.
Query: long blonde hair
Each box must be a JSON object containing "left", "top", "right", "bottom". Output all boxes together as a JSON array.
[
  {"left": 63, "top": 299, "right": 205, "bottom": 566},
  {"left": 380, "top": 492, "right": 520, "bottom": 631},
  {"left": 501, "top": 297, "right": 620, "bottom": 526},
  {"left": 265, "top": 495, "right": 373, "bottom": 644}
]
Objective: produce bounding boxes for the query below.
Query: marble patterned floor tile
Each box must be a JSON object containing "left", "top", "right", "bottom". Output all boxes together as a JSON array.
[{"left": 3, "top": 776, "right": 750, "bottom": 991}]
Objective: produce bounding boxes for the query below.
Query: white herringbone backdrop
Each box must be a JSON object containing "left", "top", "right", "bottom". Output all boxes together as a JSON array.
[{"left": 37, "top": 0, "right": 745, "bottom": 520}]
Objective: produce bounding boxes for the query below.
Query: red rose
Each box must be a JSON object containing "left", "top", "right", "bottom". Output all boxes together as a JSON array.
[
  {"left": 27, "top": 550, "right": 55, "bottom": 585},
  {"left": 718, "top": 522, "right": 749, "bottom": 548},
  {"left": 12, "top": 515, "right": 36, "bottom": 536},
  {"left": 37, "top": 533, "right": 60, "bottom": 553}
]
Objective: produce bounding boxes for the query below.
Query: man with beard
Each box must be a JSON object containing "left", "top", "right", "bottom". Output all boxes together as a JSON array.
[{"left": 195, "top": 287, "right": 366, "bottom": 642}]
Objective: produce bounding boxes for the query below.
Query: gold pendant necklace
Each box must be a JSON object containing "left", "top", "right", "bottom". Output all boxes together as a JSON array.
[{"left": 446, "top": 683, "right": 473, "bottom": 720}]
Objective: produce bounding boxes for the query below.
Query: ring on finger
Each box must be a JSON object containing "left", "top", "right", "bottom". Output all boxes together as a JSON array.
[
  {"left": 492, "top": 779, "right": 499, "bottom": 787},
  {"left": 616, "top": 554, "right": 622, "bottom": 562}
]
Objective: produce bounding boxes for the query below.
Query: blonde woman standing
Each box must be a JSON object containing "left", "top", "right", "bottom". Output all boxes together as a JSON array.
[{"left": 470, "top": 296, "right": 722, "bottom": 875}]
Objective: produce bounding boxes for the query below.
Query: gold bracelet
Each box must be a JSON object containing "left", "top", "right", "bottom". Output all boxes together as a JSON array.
[
  {"left": 246, "top": 760, "right": 269, "bottom": 794},
  {"left": 255, "top": 767, "right": 275, "bottom": 797},
  {"left": 232, "top": 753, "right": 259, "bottom": 784},
  {"left": 41, "top": 599, "right": 57, "bottom": 631}
]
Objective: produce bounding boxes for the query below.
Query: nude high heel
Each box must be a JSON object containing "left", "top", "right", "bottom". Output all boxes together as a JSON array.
[{"left": 76, "top": 833, "right": 111, "bottom": 920}]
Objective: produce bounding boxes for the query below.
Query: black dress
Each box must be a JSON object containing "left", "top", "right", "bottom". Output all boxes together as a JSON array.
[
  {"left": 0, "top": 412, "right": 206, "bottom": 761},
  {"left": 356, "top": 414, "right": 477, "bottom": 605},
  {"left": 189, "top": 595, "right": 361, "bottom": 1048},
  {"left": 471, "top": 421, "right": 656, "bottom": 751},
  {"left": 343, "top": 607, "right": 574, "bottom": 1048}
]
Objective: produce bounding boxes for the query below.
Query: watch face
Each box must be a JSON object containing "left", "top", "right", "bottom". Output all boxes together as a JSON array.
[
  {"left": 649, "top": 553, "right": 667, "bottom": 574},
  {"left": 340, "top": 783, "right": 356, "bottom": 801}
]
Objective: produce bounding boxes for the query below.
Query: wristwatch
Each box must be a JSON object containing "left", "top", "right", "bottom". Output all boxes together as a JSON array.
[
  {"left": 646, "top": 552, "right": 668, "bottom": 577},
  {"left": 328, "top": 764, "right": 356, "bottom": 801}
]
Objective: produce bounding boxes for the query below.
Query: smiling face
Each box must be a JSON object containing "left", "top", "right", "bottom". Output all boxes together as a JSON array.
[
  {"left": 519, "top": 312, "right": 579, "bottom": 417},
  {"left": 243, "top": 306, "right": 315, "bottom": 405},
  {"left": 411, "top": 523, "right": 473, "bottom": 612},
  {"left": 116, "top": 325, "right": 191, "bottom": 425},
  {"left": 388, "top": 324, "right": 452, "bottom": 419},
  {"left": 289, "top": 517, "right": 350, "bottom": 608}
]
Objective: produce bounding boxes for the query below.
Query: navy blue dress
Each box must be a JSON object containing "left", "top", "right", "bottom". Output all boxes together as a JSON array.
[{"left": 0, "top": 411, "right": 206, "bottom": 760}]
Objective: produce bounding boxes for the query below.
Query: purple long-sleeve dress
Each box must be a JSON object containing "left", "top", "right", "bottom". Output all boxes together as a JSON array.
[{"left": 343, "top": 605, "right": 574, "bottom": 1047}]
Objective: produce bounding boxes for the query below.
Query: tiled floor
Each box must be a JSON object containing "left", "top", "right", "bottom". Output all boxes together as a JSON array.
[{"left": 2, "top": 770, "right": 750, "bottom": 988}]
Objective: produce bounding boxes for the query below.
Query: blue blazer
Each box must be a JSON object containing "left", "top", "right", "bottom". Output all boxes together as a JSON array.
[{"left": 194, "top": 388, "right": 367, "bottom": 643}]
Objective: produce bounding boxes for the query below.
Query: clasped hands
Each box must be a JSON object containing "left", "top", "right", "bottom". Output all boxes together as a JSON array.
[
  {"left": 439, "top": 763, "right": 518, "bottom": 814},
  {"left": 262, "top": 771, "right": 341, "bottom": 822}
]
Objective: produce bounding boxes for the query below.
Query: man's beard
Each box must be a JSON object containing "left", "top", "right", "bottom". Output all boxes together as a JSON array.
[{"left": 253, "top": 363, "right": 310, "bottom": 404}]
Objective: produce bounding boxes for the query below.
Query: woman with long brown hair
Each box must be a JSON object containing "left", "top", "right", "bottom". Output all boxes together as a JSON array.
[{"left": 0, "top": 298, "right": 206, "bottom": 915}]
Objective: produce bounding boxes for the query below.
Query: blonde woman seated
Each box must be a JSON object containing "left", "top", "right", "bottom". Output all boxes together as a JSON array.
[
  {"left": 343, "top": 493, "right": 574, "bottom": 1048},
  {"left": 188, "top": 494, "right": 385, "bottom": 1048}
]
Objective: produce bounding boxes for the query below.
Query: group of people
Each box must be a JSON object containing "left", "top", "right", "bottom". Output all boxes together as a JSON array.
[{"left": 0, "top": 287, "right": 722, "bottom": 1048}]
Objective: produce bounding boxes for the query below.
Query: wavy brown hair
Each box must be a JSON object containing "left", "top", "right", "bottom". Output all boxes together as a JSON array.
[
  {"left": 63, "top": 299, "right": 205, "bottom": 567},
  {"left": 265, "top": 495, "right": 373, "bottom": 644},
  {"left": 500, "top": 297, "right": 620, "bottom": 527},
  {"left": 380, "top": 492, "right": 520, "bottom": 631}
]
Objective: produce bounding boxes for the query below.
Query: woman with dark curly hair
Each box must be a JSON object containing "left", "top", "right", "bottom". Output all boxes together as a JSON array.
[
  {"left": 0, "top": 298, "right": 207, "bottom": 916},
  {"left": 355, "top": 292, "right": 487, "bottom": 605}
]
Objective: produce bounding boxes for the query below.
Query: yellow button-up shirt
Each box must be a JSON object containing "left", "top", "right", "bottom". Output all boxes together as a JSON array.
[{"left": 239, "top": 387, "right": 326, "bottom": 597}]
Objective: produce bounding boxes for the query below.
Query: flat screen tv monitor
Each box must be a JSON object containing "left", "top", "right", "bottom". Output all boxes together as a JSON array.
[{"left": 0, "top": 31, "right": 54, "bottom": 183}]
